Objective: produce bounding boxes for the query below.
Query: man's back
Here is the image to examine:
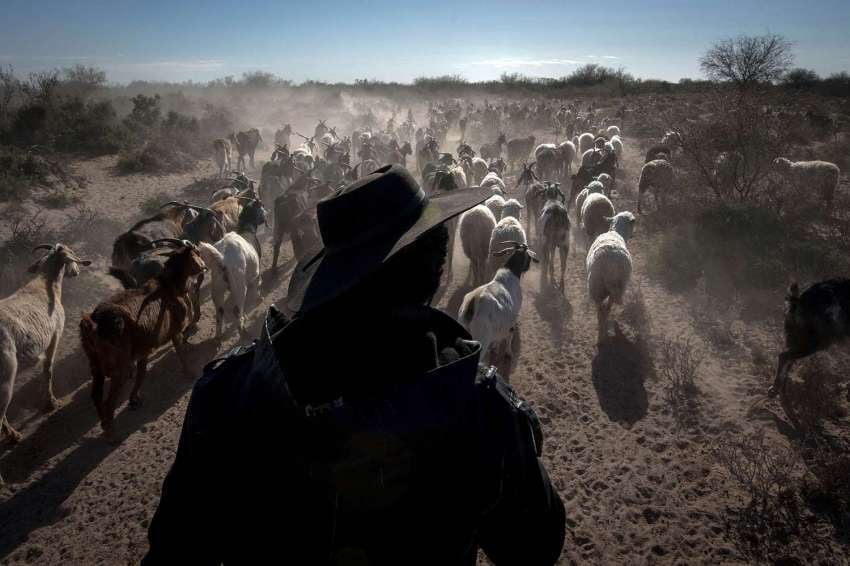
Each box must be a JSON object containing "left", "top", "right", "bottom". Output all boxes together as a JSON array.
[{"left": 143, "top": 306, "right": 565, "bottom": 565}]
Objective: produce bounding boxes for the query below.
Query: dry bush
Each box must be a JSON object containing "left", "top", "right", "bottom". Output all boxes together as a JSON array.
[
  {"left": 713, "top": 430, "right": 809, "bottom": 560},
  {"left": 714, "top": 430, "right": 800, "bottom": 509},
  {"left": 0, "top": 208, "right": 57, "bottom": 297},
  {"left": 658, "top": 336, "right": 704, "bottom": 424},
  {"left": 37, "top": 186, "right": 81, "bottom": 209},
  {"left": 139, "top": 190, "right": 176, "bottom": 218},
  {"left": 59, "top": 204, "right": 123, "bottom": 257},
  {"left": 621, "top": 282, "right": 650, "bottom": 331}
]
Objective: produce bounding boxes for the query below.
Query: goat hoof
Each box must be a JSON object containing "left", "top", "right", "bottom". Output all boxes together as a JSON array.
[{"left": 766, "top": 386, "right": 778, "bottom": 399}]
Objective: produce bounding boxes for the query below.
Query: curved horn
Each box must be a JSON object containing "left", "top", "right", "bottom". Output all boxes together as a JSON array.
[
  {"left": 150, "top": 238, "right": 188, "bottom": 248},
  {"left": 160, "top": 201, "right": 188, "bottom": 209},
  {"left": 32, "top": 244, "right": 55, "bottom": 254}
]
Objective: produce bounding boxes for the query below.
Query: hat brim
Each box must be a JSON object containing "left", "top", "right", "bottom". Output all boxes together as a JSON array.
[{"left": 286, "top": 186, "right": 492, "bottom": 315}]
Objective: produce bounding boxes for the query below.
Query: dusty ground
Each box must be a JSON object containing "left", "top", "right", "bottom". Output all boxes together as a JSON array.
[{"left": 0, "top": 131, "right": 848, "bottom": 565}]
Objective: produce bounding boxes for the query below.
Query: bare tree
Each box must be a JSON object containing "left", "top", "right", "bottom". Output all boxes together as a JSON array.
[{"left": 700, "top": 33, "right": 794, "bottom": 90}]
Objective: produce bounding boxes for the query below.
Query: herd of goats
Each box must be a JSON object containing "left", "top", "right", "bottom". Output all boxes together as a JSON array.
[{"left": 0, "top": 99, "right": 847, "bottom": 484}]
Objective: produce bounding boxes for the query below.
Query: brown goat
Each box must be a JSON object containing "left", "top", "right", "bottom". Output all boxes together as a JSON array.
[
  {"left": 111, "top": 203, "right": 196, "bottom": 270},
  {"left": 210, "top": 196, "right": 243, "bottom": 232},
  {"left": 80, "top": 239, "right": 205, "bottom": 437}
]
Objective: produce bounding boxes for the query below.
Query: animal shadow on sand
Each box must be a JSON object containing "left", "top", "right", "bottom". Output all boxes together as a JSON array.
[
  {"left": 0, "top": 339, "right": 219, "bottom": 558},
  {"left": 591, "top": 324, "right": 652, "bottom": 427}
]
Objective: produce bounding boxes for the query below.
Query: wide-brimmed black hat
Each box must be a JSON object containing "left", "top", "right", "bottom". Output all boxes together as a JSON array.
[{"left": 286, "top": 164, "right": 490, "bottom": 315}]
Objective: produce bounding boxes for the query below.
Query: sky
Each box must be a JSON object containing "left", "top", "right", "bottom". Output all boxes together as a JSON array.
[{"left": 1, "top": 0, "right": 849, "bottom": 84}]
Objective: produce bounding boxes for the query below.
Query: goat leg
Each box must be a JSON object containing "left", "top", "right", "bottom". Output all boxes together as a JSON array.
[
  {"left": 558, "top": 245, "right": 568, "bottom": 291},
  {"left": 102, "top": 369, "right": 129, "bottom": 441},
  {"left": 42, "top": 331, "right": 61, "bottom": 411},
  {"left": 768, "top": 351, "right": 796, "bottom": 399},
  {"left": 597, "top": 299, "right": 611, "bottom": 344},
  {"left": 128, "top": 358, "right": 148, "bottom": 409},
  {"left": 172, "top": 335, "right": 194, "bottom": 379}
]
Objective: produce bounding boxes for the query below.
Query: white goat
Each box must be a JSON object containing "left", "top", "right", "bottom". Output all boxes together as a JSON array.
[
  {"left": 773, "top": 157, "right": 840, "bottom": 208},
  {"left": 484, "top": 194, "right": 506, "bottom": 220},
  {"left": 471, "top": 157, "right": 489, "bottom": 185},
  {"left": 558, "top": 141, "right": 577, "bottom": 174},
  {"left": 578, "top": 132, "right": 596, "bottom": 158},
  {"left": 489, "top": 217, "right": 527, "bottom": 277},
  {"left": 581, "top": 192, "right": 616, "bottom": 244},
  {"left": 459, "top": 205, "right": 497, "bottom": 287},
  {"left": 197, "top": 233, "right": 260, "bottom": 338},
  {"left": 595, "top": 173, "right": 613, "bottom": 196},
  {"left": 575, "top": 180, "right": 605, "bottom": 234},
  {"left": 610, "top": 135, "right": 623, "bottom": 159},
  {"left": 500, "top": 198, "right": 524, "bottom": 221},
  {"left": 0, "top": 245, "right": 90, "bottom": 453},
  {"left": 458, "top": 243, "right": 538, "bottom": 370},
  {"left": 586, "top": 212, "right": 637, "bottom": 343},
  {"left": 481, "top": 171, "right": 506, "bottom": 195}
]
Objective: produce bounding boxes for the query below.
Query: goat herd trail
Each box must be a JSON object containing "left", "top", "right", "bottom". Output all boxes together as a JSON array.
[{"left": 0, "top": 137, "right": 847, "bottom": 565}]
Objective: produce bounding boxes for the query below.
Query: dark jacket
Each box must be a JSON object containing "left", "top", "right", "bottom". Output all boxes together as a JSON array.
[{"left": 143, "top": 305, "right": 565, "bottom": 565}]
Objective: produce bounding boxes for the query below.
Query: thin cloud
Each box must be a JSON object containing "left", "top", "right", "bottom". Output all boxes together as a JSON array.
[
  {"left": 584, "top": 54, "right": 621, "bottom": 60},
  {"left": 463, "top": 57, "right": 582, "bottom": 69}
]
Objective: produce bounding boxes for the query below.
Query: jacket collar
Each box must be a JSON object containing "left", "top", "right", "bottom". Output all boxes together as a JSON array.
[{"left": 240, "top": 305, "right": 482, "bottom": 417}]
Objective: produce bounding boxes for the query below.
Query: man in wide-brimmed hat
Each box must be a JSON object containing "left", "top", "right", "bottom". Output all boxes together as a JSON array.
[{"left": 144, "top": 165, "right": 565, "bottom": 566}]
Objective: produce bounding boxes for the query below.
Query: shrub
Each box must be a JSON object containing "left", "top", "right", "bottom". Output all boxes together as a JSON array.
[
  {"left": 139, "top": 190, "right": 176, "bottom": 217},
  {"left": 0, "top": 145, "right": 52, "bottom": 201},
  {"left": 713, "top": 430, "right": 800, "bottom": 513},
  {"left": 117, "top": 141, "right": 195, "bottom": 174},
  {"left": 658, "top": 336, "right": 704, "bottom": 425},
  {"left": 58, "top": 204, "right": 124, "bottom": 256},
  {"left": 0, "top": 208, "right": 57, "bottom": 297},
  {"left": 37, "top": 186, "right": 80, "bottom": 209}
]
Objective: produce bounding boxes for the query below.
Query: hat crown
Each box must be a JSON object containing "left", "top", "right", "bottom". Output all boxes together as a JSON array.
[{"left": 317, "top": 165, "right": 425, "bottom": 253}]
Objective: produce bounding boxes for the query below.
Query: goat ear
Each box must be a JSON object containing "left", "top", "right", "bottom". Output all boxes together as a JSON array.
[{"left": 27, "top": 261, "right": 41, "bottom": 274}]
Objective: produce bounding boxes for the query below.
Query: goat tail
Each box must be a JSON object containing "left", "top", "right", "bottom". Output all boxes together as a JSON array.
[
  {"left": 79, "top": 314, "right": 99, "bottom": 355},
  {"left": 788, "top": 281, "right": 800, "bottom": 300},
  {"left": 108, "top": 267, "right": 139, "bottom": 289}
]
